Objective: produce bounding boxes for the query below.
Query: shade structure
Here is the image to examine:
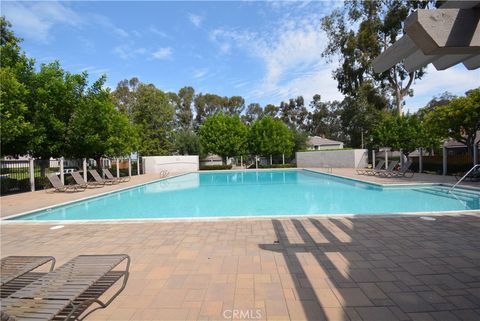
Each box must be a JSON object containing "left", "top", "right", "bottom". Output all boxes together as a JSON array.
[{"left": 373, "top": 0, "right": 480, "bottom": 73}]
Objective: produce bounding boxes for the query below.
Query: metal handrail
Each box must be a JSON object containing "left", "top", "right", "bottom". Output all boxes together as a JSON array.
[{"left": 448, "top": 164, "right": 480, "bottom": 193}]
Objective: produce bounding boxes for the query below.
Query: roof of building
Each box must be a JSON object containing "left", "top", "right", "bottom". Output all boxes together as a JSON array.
[{"left": 307, "top": 136, "right": 344, "bottom": 146}]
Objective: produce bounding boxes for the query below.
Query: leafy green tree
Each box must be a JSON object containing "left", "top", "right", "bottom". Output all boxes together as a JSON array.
[
  {"left": 199, "top": 114, "right": 248, "bottom": 164},
  {"left": 321, "top": 0, "right": 433, "bottom": 113},
  {"left": 111, "top": 77, "right": 139, "bottom": 118},
  {"left": 425, "top": 88, "right": 480, "bottom": 155},
  {"left": 131, "top": 84, "right": 175, "bottom": 155},
  {"left": 279, "top": 96, "right": 309, "bottom": 130},
  {"left": 0, "top": 17, "right": 35, "bottom": 156},
  {"left": 174, "top": 129, "right": 200, "bottom": 155},
  {"left": 249, "top": 116, "right": 294, "bottom": 163},
  {"left": 263, "top": 104, "right": 279, "bottom": 118},
  {"left": 372, "top": 113, "right": 439, "bottom": 157},
  {"left": 293, "top": 130, "right": 309, "bottom": 153},
  {"left": 68, "top": 77, "right": 138, "bottom": 164}
]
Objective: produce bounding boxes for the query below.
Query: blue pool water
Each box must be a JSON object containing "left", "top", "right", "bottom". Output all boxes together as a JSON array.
[{"left": 7, "top": 170, "right": 480, "bottom": 221}]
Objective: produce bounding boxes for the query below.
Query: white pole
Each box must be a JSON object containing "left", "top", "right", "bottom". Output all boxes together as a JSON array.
[
  {"left": 255, "top": 156, "right": 258, "bottom": 169},
  {"left": 29, "top": 158, "right": 35, "bottom": 192},
  {"left": 128, "top": 158, "right": 132, "bottom": 177},
  {"left": 443, "top": 146, "right": 447, "bottom": 176},
  {"left": 240, "top": 156, "right": 243, "bottom": 168},
  {"left": 137, "top": 153, "right": 140, "bottom": 175},
  {"left": 83, "top": 158, "right": 87, "bottom": 181},
  {"left": 60, "top": 157, "right": 64, "bottom": 184},
  {"left": 385, "top": 150, "right": 388, "bottom": 169},
  {"left": 116, "top": 159, "right": 120, "bottom": 178},
  {"left": 282, "top": 154, "right": 285, "bottom": 165},
  {"left": 270, "top": 155, "right": 272, "bottom": 165},
  {"left": 419, "top": 148, "right": 423, "bottom": 173},
  {"left": 372, "top": 150, "right": 376, "bottom": 168}
]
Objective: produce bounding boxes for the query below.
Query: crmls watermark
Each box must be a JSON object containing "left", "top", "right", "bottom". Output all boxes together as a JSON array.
[{"left": 222, "top": 309, "right": 263, "bottom": 320}]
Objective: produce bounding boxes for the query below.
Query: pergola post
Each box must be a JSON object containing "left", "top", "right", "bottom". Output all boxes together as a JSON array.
[
  {"left": 255, "top": 156, "right": 258, "bottom": 169},
  {"left": 60, "top": 157, "right": 65, "bottom": 184},
  {"left": 443, "top": 146, "right": 448, "bottom": 176},
  {"left": 137, "top": 154, "right": 140, "bottom": 175},
  {"left": 474, "top": 143, "right": 479, "bottom": 165},
  {"left": 128, "top": 158, "right": 132, "bottom": 177},
  {"left": 400, "top": 149, "right": 404, "bottom": 168},
  {"left": 385, "top": 150, "right": 388, "bottom": 168},
  {"left": 282, "top": 154, "right": 285, "bottom": 165},
  {"left": 29, "top": 158, "right": 35, "bottom": 192},
  {"left": 83, "top": 158, "right": 87, "bottom": 181},
  {"left": 116, "top": 159, "right": 120, "bottom": 178},
  {"left": 372, "top": 150, "right": 376, "bottom": 167},
  {"left": 419, "top": 148, "right": 423, "bottom": 173}
]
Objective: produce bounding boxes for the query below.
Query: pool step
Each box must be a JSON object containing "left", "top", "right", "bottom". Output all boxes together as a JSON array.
[{"left": 418, "top": 187, "right": 480, "bottom": 208}]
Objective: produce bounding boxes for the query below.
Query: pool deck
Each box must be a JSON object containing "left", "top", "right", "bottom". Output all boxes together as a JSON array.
[{"left": 1, "top": 169, "right": 480, "bottom": 321}]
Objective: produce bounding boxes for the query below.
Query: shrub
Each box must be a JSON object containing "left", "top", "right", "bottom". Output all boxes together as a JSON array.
[
  {"left": 256, "top": 164, "right": 296, "bottom": 169},
  {"left": 200, "top": 165, "right": 233, "bottom": 170}
]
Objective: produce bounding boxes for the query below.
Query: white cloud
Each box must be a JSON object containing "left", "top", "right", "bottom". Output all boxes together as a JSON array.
[
  {"left": 2, "top": 1, "right": 82, "bottom": 43},
  {"left": 113, "top": 45, "right": 148, "bottom": 60},
  {"left": 404, "top": 65, "right": 480, "bottom": 112},
  {"left": 188, "top": 13, "right": 204, "bottom": 28},
  {"left": 152, "top": 47, "right": 173, "bottom": 60},
  {"left": 210, "top": 16, "right": 343, "bottom": 105},
  {"left": 149, "top": 26, "right": 168, "bottom": 38},
  {"left": 193, "top": 68, "right": 208, "bottom": 79},
  {"left": 90, "top": 14, "right": 129, "bottom": 38}
]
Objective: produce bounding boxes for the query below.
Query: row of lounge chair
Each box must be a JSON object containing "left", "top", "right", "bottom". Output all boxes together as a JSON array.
[
  {"left": 356, "top": 160, "right": 414, "bottom": 178},
  {"left": 47, "top": 169, "right": 131, "bottom": 193},
  {"left": 1, "top": 254, "right": 130, "bottom": 320}
]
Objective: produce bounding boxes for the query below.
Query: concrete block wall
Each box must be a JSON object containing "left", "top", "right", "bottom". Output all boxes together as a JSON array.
[
  {"left": 296, "top": 149, "right": 367, "bottom": 168},
  {"left": 143, "top": 156, "right": 199, "bottom": 174}
]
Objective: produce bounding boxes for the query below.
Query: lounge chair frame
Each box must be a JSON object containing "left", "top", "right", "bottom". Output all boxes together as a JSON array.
[
  {"left": 1, "top": 256, "right": 56, "bottom": 298},
  {"left": 103, "top": 168, "right": 130, "bottom": 183},
  {"left": 1, "top": 254, "right": 130, "bottom": 321},
  {"left": 88, "top": 169, "right": 119, "bottom": 185},
  {"left": 47, "top": 174, "right": 86, "bottom": 192},
  {"left": 71, "top": 171, "right": 103, "bottom": 188},
  {"left": 357, "top": 160, "right": 385, "bottom": 175}
]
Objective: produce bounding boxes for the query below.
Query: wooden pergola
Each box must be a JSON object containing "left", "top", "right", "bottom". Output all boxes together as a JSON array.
[{"left": 373, "top": 0, "right": 480, "bottom": 73}]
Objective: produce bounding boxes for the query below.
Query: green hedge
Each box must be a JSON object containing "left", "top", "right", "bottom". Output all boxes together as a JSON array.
[
  {"left": 256, "top": 164, "right": 296, "bottom": 169},
  {"left": 200, "top": 165, "right": 232, "bottom": 170}
]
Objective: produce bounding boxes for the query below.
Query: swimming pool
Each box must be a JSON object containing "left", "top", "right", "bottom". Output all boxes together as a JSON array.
[{"left": 6, "top": 170, "right": 480, "bottom": 221}]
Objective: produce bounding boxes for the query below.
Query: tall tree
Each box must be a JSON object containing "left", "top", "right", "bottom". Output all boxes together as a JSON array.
[
  {"left": 174, "top": 129, "right": 200, "bottom": 156},
  {"left": 263, "top": 104, "right": 279, "bottom": 118},
  {"left": 131, "top": 84, "right": 175, "bottom": 155},
  {"left": 279, "top": 96, "right": 308, "bottom": 130},
  {"left": 175, "top": 86, "right": 194, "bottom": 129},
  {"left": 243, "top": 103, "right": 263, "bottom": 125},
  {"left": 0, "top": 17, "right": 35, "bottom": 156},
  {"left": 321, "top": 0, "right": 433, "bottom": 113},
  {"left": 199, "top": 114, "right": 248, "bottom": 164},
  {"left": 111, "top": 77, "right": 139, "bottom": 118}
]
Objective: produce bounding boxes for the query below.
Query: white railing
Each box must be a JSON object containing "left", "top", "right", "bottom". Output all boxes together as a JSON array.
[{"left": 448, "top": 164, "right": 480, "bottom": 193}]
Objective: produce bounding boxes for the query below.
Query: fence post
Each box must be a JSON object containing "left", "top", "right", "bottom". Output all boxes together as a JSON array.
[
  {"left": 60, "top": 157, "right": 65, "bottom": 184},
  {"left": 83, "top": 158, "right": 87, "bottom": 181},
  {"left": 419, "top": 148, "right": 423, "bottom": 173},
  {"left": 137, "top": 155, "right": 140, "bottom": 175},
  {"left": 282, "top": 154, "right": 285, "bottom": 165},
  {"left": 400, "top": 149, "right": 404, "bottom": 168},
  {"left": 385, "top": 150, "right": 388, "bottom": 168},
  {"left": 372, "top": 150, "right": 376, "bottom": 167},
  {"left": 128, "top": 158, "right": 132, "bottom": 177},
  {"left": 474, "top": 144, "right": 478, "bottom": 165},
  {"left": 443, "top": 146, "right": 447, "bottom": 176},
  {"left": 29, "top": 158, "right": 35, "bottom": 192},
  {"left": 116, "top": 159, "right": 120, "bottom": 178}
]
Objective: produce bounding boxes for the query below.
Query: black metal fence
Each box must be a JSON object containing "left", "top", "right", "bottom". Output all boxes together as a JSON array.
[{"left": 0, "top": 159, "right": 31, "bottom": 195}]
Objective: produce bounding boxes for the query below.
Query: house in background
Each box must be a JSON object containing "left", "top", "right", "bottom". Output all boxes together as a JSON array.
[{"left": 307, "top": 136, "right": 344, "bottom": 150}]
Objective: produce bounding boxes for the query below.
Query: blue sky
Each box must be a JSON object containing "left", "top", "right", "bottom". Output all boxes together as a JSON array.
[{"left": 2, "top": 1, "right": 479, "bottom": 112}]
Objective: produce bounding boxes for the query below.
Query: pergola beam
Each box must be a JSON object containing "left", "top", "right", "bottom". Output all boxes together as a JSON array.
[
  {"left": 372, "top": 35, "right": 417, "bottom": 73},
  {"left": 463, "top": 54, "right": 480, "bottom": 69},
  {"left": 433, "top": 54, "right": 475, "bottom": 70},
  {"left": 405, "top": 9, "right": 480, "bottom": 55}
]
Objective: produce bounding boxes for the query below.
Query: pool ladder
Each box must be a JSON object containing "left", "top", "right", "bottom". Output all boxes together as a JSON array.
[{"left": 448, "top": 164, "right": 479, "bottom": 193}]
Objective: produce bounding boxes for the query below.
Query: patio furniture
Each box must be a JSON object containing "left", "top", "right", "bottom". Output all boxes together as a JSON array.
[
  {"left": 455, "top": 166, "right": 480, "bottom": 182},
  {"left": 357, "top": 160, "right": 385, "bottom": 175},
  {"left": 1, "top": 254, "right": 130, "bottom": 321},
  {"left": 159, "top": 169, "right": 169, "bottom": 178},
  {"left": 47, "top": 174, "right": 86, "bottom": 192},
  {"left": 71, "top": 171, "right": 103, "bottom": 188},
  {"left": 89, "top": 169, "right": 119, "bottom": 185},
  {"left": 1, "top": 256, "right": 56, "bottom": 298},
  {"left": 103, "top": 168, "right": 130, "bottom": 183},
  {"left": 385, "top": 160, "right": 414, "bottom": 178},
  {"left": 368, "top": 161, "right": 399, "bottom": 176}
]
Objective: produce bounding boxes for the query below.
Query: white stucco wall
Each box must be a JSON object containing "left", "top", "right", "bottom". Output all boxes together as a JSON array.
[
  {"left": 296, "top": 149, "right": 367, "bottom": 168},
  {"left": 143, "top": 156, "right": 199, "bottom": 174}
]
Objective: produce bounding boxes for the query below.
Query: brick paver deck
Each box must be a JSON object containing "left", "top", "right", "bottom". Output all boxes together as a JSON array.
[{"left": 1, "top": 214, "right": 480, "bottom": 320}]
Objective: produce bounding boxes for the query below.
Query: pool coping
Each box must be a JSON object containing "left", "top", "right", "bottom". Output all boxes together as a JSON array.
[{"left": 2, "top": 168, "right": 479, "bottom": 223}]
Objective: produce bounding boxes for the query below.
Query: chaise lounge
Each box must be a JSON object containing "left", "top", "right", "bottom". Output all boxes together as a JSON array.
[
  {"left": 1, "top": 256, "right": 56, "bottom": 299},
  {"left": 1, "top": 254, "right": 130, "bottom": 321},
  {"left": 89, "top": 169, "right": 119, "bottom": 185},
  {"left": 103, "top": 168, "right": 130, "bottom": 183},
  {"left": 71, "top": 171, "right": 104, "bottom": 188},
  {"left": 356, "top": 160, "right": 385, "bottom": 175},
  {"left": 47, "top": 174, "right": 86, "bottom": 192}
]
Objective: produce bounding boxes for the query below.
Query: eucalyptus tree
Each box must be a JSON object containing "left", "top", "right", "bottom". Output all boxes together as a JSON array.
[
  {"left": 321, "top": 0, "right": 435, "bottom": 113},
  {"left": 243, "top": 103, "right": 263, "bottom": 125}
]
